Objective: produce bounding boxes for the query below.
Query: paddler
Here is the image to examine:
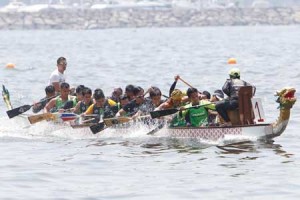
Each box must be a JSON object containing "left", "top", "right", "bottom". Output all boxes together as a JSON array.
[
  {"left": 44, "top": 82, "right": 76, "bottom": 113},
  {"left": 179, "top": 88, "right": 215, "bottom": 127},
  {"left": 84, "top": 89, "right": 116, "bottom": 122},
  {"left": 32, "top": 85, "right": 56, "bottom": 113}
]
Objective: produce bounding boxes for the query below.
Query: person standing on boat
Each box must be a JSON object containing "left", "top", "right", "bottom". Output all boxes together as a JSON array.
[
  {"left": 44, "top": 82, "right": 76, "bottom": 113},
  {"left": 32, "top": 85, "right": 56, "bottom": 113},
  {"left": 48, "top": 57, "right": 67, "bottom": 93},
  {"left": 216, "top": 68, "right": 256, "bottom": 126}
]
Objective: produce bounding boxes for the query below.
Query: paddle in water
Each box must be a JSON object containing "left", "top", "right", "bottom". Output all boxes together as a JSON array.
[
  {"left": 90, "top": 114, "right": 151, "bottom": 134},
  {"left": 6, "top": 95, "right": 57, "bottom": 118},
  {"left": 90, "top": 122, "right": 105, "bottom": 134}
]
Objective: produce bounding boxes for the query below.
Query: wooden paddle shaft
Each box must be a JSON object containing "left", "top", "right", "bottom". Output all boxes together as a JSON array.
[
  {"left": 178, "top": 77, "right": 202, "bottom": 94},
  {"left": 178, "top": 77, "right": 195, "bottom": 88}
]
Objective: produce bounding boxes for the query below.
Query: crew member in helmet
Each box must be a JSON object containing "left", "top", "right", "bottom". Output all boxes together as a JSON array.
[
  {"left": 156, "top": 89, "right": 185, "bottom": 111},
  {"left": 215, "top": 68, "right": 256, "bottom": 126}
]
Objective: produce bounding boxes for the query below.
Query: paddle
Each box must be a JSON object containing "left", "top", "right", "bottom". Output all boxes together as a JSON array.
[
  {"left": 28, "top": 112, "right": 97, "bottom": 124},
  {"left": 89, "top": 116, "right": 133, "bottom": 134},
  {"left": 103, "top": 116, "right": 132, "bottom": 126},
  {"left": 28, "top": 112, "right": 54, "bottom": 124},
  {"left": 150, "top": 103, "right": 213, "bottom": 119},
  {"left": 178, "top": 77, "right": 202, "bottom": 95},
  {"left": 90, "top": 122, "right": 106, "bottom": 134},
  {"left": 6, "top": 95, "right": 57, "bottom": 119},
  {"left": 2, "top": 85, "right": 13, "bottom": 110},
  {"left": 90, "top": 115, "right": 151, "bottom": 134},
  {"left": 146, "top": 122, "right": 165, "bottom": 135}
]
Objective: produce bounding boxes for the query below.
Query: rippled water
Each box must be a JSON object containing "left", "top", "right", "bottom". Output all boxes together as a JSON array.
[{"left": 0, "top": 26, "right": 299, "bottom": 199}]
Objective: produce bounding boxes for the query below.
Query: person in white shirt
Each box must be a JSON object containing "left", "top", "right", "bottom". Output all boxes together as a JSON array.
[{"left": 49, "top": 57, "right": 67, "bottom": 93}]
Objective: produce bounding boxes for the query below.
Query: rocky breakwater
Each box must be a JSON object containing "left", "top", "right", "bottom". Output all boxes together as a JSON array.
[{"left": 0, "top": 7, "right": 300, "bottom": 29}]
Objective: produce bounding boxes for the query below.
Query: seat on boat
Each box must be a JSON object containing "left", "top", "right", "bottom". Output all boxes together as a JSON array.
[
  {"left": 238, "top": 86, "right": 254, "bottom": 125},
  {"left": 228, "top": 86, "right": 254, "bottom": 126}
]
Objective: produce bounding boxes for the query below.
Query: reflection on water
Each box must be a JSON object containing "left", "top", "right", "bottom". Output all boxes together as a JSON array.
[{"left": 216, "top": 140, "right": 294, "bottom": 159}]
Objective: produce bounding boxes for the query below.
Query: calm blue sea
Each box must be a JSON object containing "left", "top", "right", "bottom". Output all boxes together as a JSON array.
[{"left": 0, "top": 26, "right": 299, "bottom": 199}]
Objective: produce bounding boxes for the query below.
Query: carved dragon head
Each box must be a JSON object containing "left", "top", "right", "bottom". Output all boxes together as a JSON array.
[{"left": 275, "top": 87, "right": 297, "bottom": 109}]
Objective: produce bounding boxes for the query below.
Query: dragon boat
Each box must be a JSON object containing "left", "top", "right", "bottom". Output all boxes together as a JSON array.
[
  {"left": 2, "top": 85, "right": 296, "bottom": 142},
  {"left": 161, "top": 87, "right": 296, "bottom": 141}
]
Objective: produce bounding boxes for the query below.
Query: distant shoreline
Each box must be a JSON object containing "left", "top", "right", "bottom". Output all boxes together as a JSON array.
[{"left": 1, "top": 7, "right": 300, "bottom": 30}]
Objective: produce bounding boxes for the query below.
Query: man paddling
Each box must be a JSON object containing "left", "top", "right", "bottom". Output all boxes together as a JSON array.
[
  {"left": 32, "top": 85, "right": 56, "bottom": 113},
  {"left": 180, "top": 88, "right": 215, "bottom": 127},
  {"left": 49, "top": 57, "right": 67, "bottom": 93},
  {"left": 44, "top": 82, "right": 75, "bottom": 113}
]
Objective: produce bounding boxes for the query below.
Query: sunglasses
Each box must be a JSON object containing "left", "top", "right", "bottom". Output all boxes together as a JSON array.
[{"left": 59, "top": 63, "right": 67, "bottom": 66}]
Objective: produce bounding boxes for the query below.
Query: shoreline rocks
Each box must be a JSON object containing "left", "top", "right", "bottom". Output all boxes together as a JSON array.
[{"left": 0, "top": 7, "right": 300, "bottom": 30}]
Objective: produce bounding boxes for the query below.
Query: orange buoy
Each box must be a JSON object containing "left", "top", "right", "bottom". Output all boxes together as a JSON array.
[
  {"left": 227, "top": 58, "right": 237, "bottom": 65},
  {"left": 6, "top": 63, "right": 16, "bottom": 69}
]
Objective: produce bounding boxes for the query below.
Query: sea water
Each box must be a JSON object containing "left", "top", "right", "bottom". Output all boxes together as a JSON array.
[{"left": 0, "top": 26, "right": 299, "bottom": 199}]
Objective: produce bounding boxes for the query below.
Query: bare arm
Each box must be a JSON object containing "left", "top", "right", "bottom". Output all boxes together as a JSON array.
[
  {"left": 116, "top": 109, "right": 126, "bottom": 117},
  {"left": 44, "top": 98, "right": 56, "bottom": 113},
  {"left": 52, "top": 82, "right": 60, "bottom": 93}
]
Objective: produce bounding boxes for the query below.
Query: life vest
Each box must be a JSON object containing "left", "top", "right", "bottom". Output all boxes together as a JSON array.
[
  {"left": 188, "top": 106, "right": 208, "bottom": 127},
  {"left": 91, "top": 99, "right": 115, "bottom": 121},
  {"left": 185, "top": 100, "right": 214, "bottom": 127},
  {"left": 79, "top": 100, "right": 93, "bottom": 114},
  {"left": 54, "top": 95, "right": 75, "bottom": 111},
  {"left": 223, "top": 79, "right": 248, "bottom": 100}
]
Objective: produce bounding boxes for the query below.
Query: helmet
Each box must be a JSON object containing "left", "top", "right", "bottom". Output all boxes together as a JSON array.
[
  {"left": 227, "top": 58, "right": 237, "bottom": 64},
  {"left": 229, "top": 68, "right": 240, "bottom": 77},
  {"left": 171, "top": 89, "right": 184, "bottom": 100}
]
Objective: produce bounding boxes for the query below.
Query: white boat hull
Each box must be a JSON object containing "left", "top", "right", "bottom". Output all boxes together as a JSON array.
[{"left": 167, "top": 124, "right": 273, "bottom": 141}]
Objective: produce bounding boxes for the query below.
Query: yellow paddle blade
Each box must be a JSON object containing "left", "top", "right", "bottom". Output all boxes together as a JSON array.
[
  {"left": 103, "top": 117, "right": 131, "bottom": 127},
  {"left": 28, "top": 113, "right": 54, "bottom": 124}
]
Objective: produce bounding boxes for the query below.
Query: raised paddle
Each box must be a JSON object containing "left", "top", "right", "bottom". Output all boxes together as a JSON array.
[
  {"left": 150, "top": 103, "right": 213, "bottom": 119},
  {"left": 6, "top": 95, "right": 57, "bottom": 118},
  {"left": 2, "top": 85, "right": 13, "bottom": 110},
  {"left": 178, "top": 77, "right": 202, "bottom": 95}
]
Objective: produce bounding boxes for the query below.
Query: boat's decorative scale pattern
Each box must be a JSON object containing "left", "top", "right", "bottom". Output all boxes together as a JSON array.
[{"left": 168, "top": 127, "right": 242, "bottom": 140}]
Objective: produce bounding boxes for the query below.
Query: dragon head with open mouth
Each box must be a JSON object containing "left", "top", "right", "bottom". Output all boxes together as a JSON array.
[{"left": 275, "top": 87, "right": 297, "bottom": 109}]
